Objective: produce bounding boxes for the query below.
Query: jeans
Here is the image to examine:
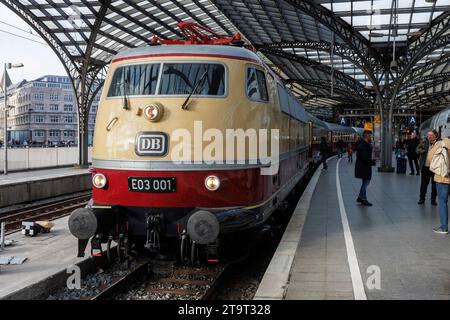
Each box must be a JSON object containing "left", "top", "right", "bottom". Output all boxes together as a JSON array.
[
  {"left": 358, "top": 179, "right": 371, "bottom": 200},
  {"left": 436, "top": 183, "right": 449, "bottom": 230}
]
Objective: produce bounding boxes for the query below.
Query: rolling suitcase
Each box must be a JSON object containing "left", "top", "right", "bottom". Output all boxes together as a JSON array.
[{"left": 396, "top": 157, "right": 407, "bottom": 174}]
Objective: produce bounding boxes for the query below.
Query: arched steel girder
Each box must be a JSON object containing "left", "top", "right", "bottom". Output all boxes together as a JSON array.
[
  {"left": 409, "top": 91, "right": 450, "bottom": 110},
  {"left": 401, "top": 72, "right": 450, "bottom": 92},
  {"left": 261, "top": 48, "right": 373, "bottom": 103},
  {"left": 404, "top": 52, "right": 450, "bottom": 85},
  {"left": 0, "top": 0, "right": 111, "bottom": 166},
  {"left": 285, "top": 79, "right": 369, "bottom": 107},
  {"left": 397, "top": 77, "right": 450, "bottom": 106},
  {"left": 282, "top": 0, "right": 385, "bottom": 98},
  {"left": 301, "top": 94, "right": 366, "bottom": 106},
  {"left": 391, "top": 12, "right": 450, "bottom": 108},
  {"left": 256, "top": 41, "right": 375, "bottom": 79}
]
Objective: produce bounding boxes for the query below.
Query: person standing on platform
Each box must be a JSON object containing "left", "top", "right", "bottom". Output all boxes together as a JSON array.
[
  {"left": 347, "top": 142, "right": 353, "bottom": 163},
  {"left": 355, "top": 131, "right": 376, "bottom": 206},
  {"left": 337, "top": 139, "right": 345, "bottom": 158},
  {"left": 406, "top": 131, "right": 420, "bottom": 175},
  {"left": 428, "top": 137, "right": 450, "bottom": 234},
  {"left": 319, "top": 136, "right": 330, "bottom": 171},
  {"left": 417, "top": 130, "right": 439, "bottom": 205}
]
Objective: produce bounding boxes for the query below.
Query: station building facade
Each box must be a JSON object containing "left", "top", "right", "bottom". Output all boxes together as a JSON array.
[{"left": 0, "top": 75, "right": 99, "bottom": 146}]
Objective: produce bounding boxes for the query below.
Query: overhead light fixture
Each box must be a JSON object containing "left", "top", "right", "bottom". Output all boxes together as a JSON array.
[
  {"left": 369, "top": 32, "right": 384, "bottom": 38},
  {"left": 425, "top": 0, "right": 437, "bottom": 3},
  {"left": 390, "top": 60, "right": 398, "bottom": 72}
]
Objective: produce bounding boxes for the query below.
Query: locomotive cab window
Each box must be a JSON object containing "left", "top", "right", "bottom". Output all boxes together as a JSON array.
[
  {"left": 246, "top": 66, "right": 268, "bottom": 102},
  {"left": 159, "top": 63, "right": 225, "bottom": 96},
  {"left": 107, "top": 63, "right": 160, "bottom": 97}
]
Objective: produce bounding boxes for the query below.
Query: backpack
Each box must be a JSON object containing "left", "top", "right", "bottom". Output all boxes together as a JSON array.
[{"left": 430, "top": 143, "right": 450, "bottom": 177}]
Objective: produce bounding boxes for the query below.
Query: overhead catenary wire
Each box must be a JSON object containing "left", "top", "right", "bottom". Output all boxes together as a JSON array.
[{"left": 0, "top": 28, "right": 48, "bottom": 46}]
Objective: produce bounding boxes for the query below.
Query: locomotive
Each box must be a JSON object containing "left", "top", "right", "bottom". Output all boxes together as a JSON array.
[{"left": 68, "top": 22, "right": 361, "bottom": 263}]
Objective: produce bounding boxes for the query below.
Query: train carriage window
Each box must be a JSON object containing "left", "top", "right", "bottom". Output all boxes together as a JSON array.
[
  {"left": 107, "top": 63, "right": 160, "bottom": 97},
  {"left": 246, "top": 67, "right": 268, "bottom": 102},
  {"left": 159, "top": 63, "right": 225, "bottom": 96}
]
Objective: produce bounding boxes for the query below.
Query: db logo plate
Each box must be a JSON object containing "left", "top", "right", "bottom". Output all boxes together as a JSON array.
[{"left": 135, "top": 132, "right": 168, "bottom": 156}]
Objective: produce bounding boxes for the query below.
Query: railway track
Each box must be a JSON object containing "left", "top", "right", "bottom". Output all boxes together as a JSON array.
[
  {"left": 88, "top": 261, "right": 228, "bottom": 300},
  {"left": 0, "top": 193, "right": 91, "bottom": 234}
]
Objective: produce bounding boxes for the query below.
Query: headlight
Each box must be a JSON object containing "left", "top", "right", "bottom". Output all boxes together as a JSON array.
[
  {"left": 144, "top": 104, "right": 163, "bottom": 121},
  {"left": 205, "top": 175, "right": 220, "bottom": 191},
  {"left": 92, "top": 173, "right": 107, "bottom": 189}
]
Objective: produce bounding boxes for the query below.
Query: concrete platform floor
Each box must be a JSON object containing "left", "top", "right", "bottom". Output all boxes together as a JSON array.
[
  {"left": 0, "top": 167, "right": 89, "bottom": 186},
  {"left": 0, "top": 216, "right": 89, "bottom": 299},
  {"left": 285, "top": 157, "right": 450, "bottom": 300}
]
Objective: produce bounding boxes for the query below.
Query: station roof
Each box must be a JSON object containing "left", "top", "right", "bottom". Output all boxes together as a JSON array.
[{"left": 2, "top": 0, "right": 449, "bottom": 115}]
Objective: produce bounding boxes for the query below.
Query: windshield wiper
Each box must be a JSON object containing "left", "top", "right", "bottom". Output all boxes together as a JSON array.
[
  {"left": 181, "top": 70, "right": 208, "bottom": 110},
  {"left": 122, "top": 78, "right": 130, "bottom": 110}
]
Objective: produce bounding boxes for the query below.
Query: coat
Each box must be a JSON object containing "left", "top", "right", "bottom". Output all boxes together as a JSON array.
[
  {"left": 406, "top": 137, "right": 419, "bottom": 159},
  {"left": 355, "top": 139, "right": 375, "bottom": 180},
  {"left": 430, "top": 138, "right": 450, "bottom": 184}
]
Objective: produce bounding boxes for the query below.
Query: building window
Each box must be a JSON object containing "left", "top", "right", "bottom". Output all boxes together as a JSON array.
[
  {"left": 64, "top": 116, "right": 74, "bottom": 123},
  {"left": 64, "top": 104, "right": 73, "bottom": 112},
  {"left": 49, "top": 130, "right": 60, "bottom": 137},
  {"left": 49, "top": 93, "right": 59, "bottom": 101},
  {"left": 33, "top": 93, "right": 44, "bottom": 100},
  {"left": 34, "top": 103, "right": 44, "bottom": 111},
  {"left": 35, "top": 115, "right": 44, "bottom": 123},
  {"left": 64, "top": 94, "right": 73, "bottom": 102},
  {"left": 50, "top": 115, "right": 59, "bottom": 123},
  {"left": 34, "top": 130, "right": 45, "bottom": 137},
  {"left": 63, "top": 130, "right": 75, "bottom": 138},
  {"left": 49, "top": 104, "right": 59, "bottom": 111}
]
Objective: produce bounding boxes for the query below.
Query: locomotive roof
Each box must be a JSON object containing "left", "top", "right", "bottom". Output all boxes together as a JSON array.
[{"left": 112, "top": 45, "right": 262, "bottom": 63}]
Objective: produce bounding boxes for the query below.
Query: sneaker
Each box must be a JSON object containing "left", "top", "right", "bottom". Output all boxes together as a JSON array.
[
  {"left": 418, "top": 199, "right": 425, "bottom": 205},
  {"left": 356, "top": 197, "right": 363, "bottom": 203},
  {"left": 361, "top": 200, "right": 373, "bottom": 206},
  {"left": 416, "top": 172, "right": 420, "bottom": 176},
  {"left": 431, "top": 200, "right": 438, "bottom": 206},
  {"left": 433, "top": 227, "right": 448, "bottom": 234},
  {"left": 409, "top": 172, "right": 414, "bottom": 175}
]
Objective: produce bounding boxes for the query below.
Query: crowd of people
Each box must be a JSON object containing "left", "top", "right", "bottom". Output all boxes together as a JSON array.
[{"left": 318, "top": 128, "right": 450, "bottom": 235}]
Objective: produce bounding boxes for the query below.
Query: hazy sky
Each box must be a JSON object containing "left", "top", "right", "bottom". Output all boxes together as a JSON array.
[{"left": 0, "top": 3, "right": 66, "bottom": 84}]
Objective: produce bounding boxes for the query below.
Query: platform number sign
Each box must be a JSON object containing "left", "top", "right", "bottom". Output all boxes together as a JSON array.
[
  {"left": 339, "top": 117, "right": 347, "bottom": 126},
  {"left": 408, "top": 116, "right": 416, "bottom": 127}
]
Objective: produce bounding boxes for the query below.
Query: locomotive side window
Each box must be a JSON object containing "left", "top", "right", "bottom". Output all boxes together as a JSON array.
[
  {"left": 277, "top": 84, "right": 290, "bottom": 114},
  {"left": 107, "top": 63, "right": 160, "bottom": 97},
  {"left": 246, "top": 67, "right": 268, "bottom": 102},
  {"left": 159, "top": 63, "right": 225, "bottom": 96}
]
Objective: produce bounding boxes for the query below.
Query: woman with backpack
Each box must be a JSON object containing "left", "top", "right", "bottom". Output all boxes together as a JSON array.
[{"left": 428, "top": 137, "right": 450, "bottom": 234}]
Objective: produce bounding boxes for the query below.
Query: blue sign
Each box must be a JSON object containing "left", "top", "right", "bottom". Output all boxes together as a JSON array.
[
  {"left": 408, "top": 116, "right": 416, "bottom": 126},
  {"left": 339, "top": 117, "right": 347, "bottom": 125}
]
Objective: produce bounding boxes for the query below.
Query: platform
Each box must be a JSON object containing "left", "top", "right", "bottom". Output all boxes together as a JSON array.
[
  {"left": 0, "top": 216, "right": 94, "bottom": 300},
  {"left": 256, "top": 156, "right": 450, "bottom": 300},
  {"left": 0, "top": 167, "right": 91, "bottom": 207}
]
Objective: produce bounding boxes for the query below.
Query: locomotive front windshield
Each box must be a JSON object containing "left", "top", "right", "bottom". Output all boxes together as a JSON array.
[
  {"left": 159, "top": 63, "right": 225, "bottom": 96},
  {"left": 107, "top": 62, "right": 225, "bottom": 97}
]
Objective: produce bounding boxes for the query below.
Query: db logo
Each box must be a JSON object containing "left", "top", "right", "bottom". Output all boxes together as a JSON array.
[{"left": 136, "top": 132, "right": 168, "bottom": 156}]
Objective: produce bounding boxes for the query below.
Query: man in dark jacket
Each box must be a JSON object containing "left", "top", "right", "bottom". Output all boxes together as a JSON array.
[
  {"left": 355, "top": 131, "right": 376, "bottom": 206},
  {"left": 406, "top": 131, "right": 420, "bottom": 175}
]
